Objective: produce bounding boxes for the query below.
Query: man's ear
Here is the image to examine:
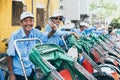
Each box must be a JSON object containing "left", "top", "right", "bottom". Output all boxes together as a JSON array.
[{"left": 20, "top": 21, "right": 22, "bottom": 26}]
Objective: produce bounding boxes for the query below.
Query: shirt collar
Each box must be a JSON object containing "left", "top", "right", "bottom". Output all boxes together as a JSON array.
[
  {"left": 20, "top": 27, "right": 26, "bottom": 38},
  {"left": 20, "top": 27, "right": 34, "bottom": 38}
]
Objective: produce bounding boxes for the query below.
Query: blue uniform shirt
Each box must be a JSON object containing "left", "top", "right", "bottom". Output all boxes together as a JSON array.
[
  {"left": 73, "top": 29, "right": 86, "bottom": 37},
  {"left": 84, "top": 27, "right": 96, "bottom": 35},
  {"left": 7, "top": 27, "right": 48, "bottom": 76},
  {"left": 45, "top": 24, "right": 70, "bottom": 45},
  {"left": 92, "top": 30, "right": 103, "bottom": 36},
  {"left": 73, "top": 26, "right": 96, "bottom": 36}
]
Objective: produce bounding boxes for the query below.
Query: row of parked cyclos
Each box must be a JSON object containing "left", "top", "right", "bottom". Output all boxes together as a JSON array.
[{"left": 0, "top": 32, "right": 120, "bottom": 80}]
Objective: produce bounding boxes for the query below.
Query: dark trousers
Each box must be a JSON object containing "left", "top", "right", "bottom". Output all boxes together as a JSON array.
[{"left": 15, "top": 69, "right": 36, "bottom": 80}]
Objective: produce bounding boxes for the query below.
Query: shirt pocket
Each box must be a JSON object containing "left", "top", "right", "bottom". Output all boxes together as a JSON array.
[
  {"left": 17, "top": 42, "right": 28, "bottom": 57},
  {"left": 17, "top": 42, "right": 24, "bottom": 48}
]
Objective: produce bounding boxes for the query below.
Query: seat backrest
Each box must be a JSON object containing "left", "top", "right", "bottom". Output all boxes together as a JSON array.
[
  {"left": 67, "top": 46, "right": 78, "bottom": 59},
  {"left": 111, "top": 72, "right": 119, "bottom": 80},
  {"left": 91, "top": 48, "right": 101, "bottom": 63},
  {"left": 78, "top": 57, "right": 93, "bottom": 74},
  {"left": 59, "top": 69, "right": 72, "bottom": 80}
]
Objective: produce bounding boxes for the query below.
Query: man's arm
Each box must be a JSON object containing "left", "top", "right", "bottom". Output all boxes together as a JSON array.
[
  {"left": 48, "top": 30, "right": 56, "bottom": 38},
  {"left": 47, "top": 20, "right": 57, "bottom": 38},
  {"left": 7, "top": 56, "right": 13, "bottom": 73},
  {"left": 7, "top": 56, "right": 16, "bottom": 80}
]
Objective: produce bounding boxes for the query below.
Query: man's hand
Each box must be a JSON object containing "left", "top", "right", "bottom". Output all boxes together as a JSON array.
[
  {"left": 70, "top": 32, "right": 79, "bottom": 39},
  {"left": 48, "top": 20, "right": 58, "bottom": 38},
  {"left": 48, "top": 20, "right": 57, "bottom": 31},
  {"left": 9, "top": 74, "right": 16, "bottom": 80}
]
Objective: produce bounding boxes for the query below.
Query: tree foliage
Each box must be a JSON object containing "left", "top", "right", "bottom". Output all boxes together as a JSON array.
[
  {"left": 110, "top": 18, "right": 120, "bottom": 29},
  {"left": 89, "top": 0, "right": 119, "bottom": 24}
]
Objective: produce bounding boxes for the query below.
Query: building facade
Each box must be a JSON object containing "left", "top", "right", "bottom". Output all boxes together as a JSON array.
[{"left": 0, "top": 0, "right": 59, "bottom": 53}]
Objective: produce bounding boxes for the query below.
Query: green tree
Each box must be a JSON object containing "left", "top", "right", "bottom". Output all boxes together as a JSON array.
[
  {"left": 89, "top": 0, "right": 118, "bottom": 24},
  {"left": 110, "top": 18, "right": 120, "bottom": 29}
]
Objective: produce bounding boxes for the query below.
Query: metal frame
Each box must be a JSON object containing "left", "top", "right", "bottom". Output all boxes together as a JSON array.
[{"left": 13, "top": 38, "right": 42, "bottom": 80}]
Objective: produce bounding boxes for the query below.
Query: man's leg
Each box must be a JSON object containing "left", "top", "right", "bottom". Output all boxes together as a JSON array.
[
  {"left": 28, "top": 69, "right": 36, "bottom": 80},
  {"left": 15, "top": 74, "right": 26, "bottom": 80},
  {"left": 15, "top": 74, "right": 35, "bottom": 80},
  {"left": 15, "top": 69, "right": 36, "bottom": 80}
]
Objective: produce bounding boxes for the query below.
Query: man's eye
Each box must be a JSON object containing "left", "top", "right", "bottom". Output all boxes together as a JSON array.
[
  {"left": 29, "top": 20, "right": 33, "bottom": 22},
  {"left": 23, "top": 20, "right": 27, "bottom": 22}
]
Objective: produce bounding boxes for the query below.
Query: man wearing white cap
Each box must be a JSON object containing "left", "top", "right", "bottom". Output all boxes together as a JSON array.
[
  {"left": 73, "top": 22, "right": 96, "bottom": 36},
  {"left": 7, "top": 11, "right": 48, "bottom": 80},
  {"left": 61, "top": 20, "right": 75, "bottom": 31},
  {"left": 45, "top": 10, "right": 78, "bottom": 46},
  {"left": 73, "top": 22, "right": 87, "bottom": 36}
]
